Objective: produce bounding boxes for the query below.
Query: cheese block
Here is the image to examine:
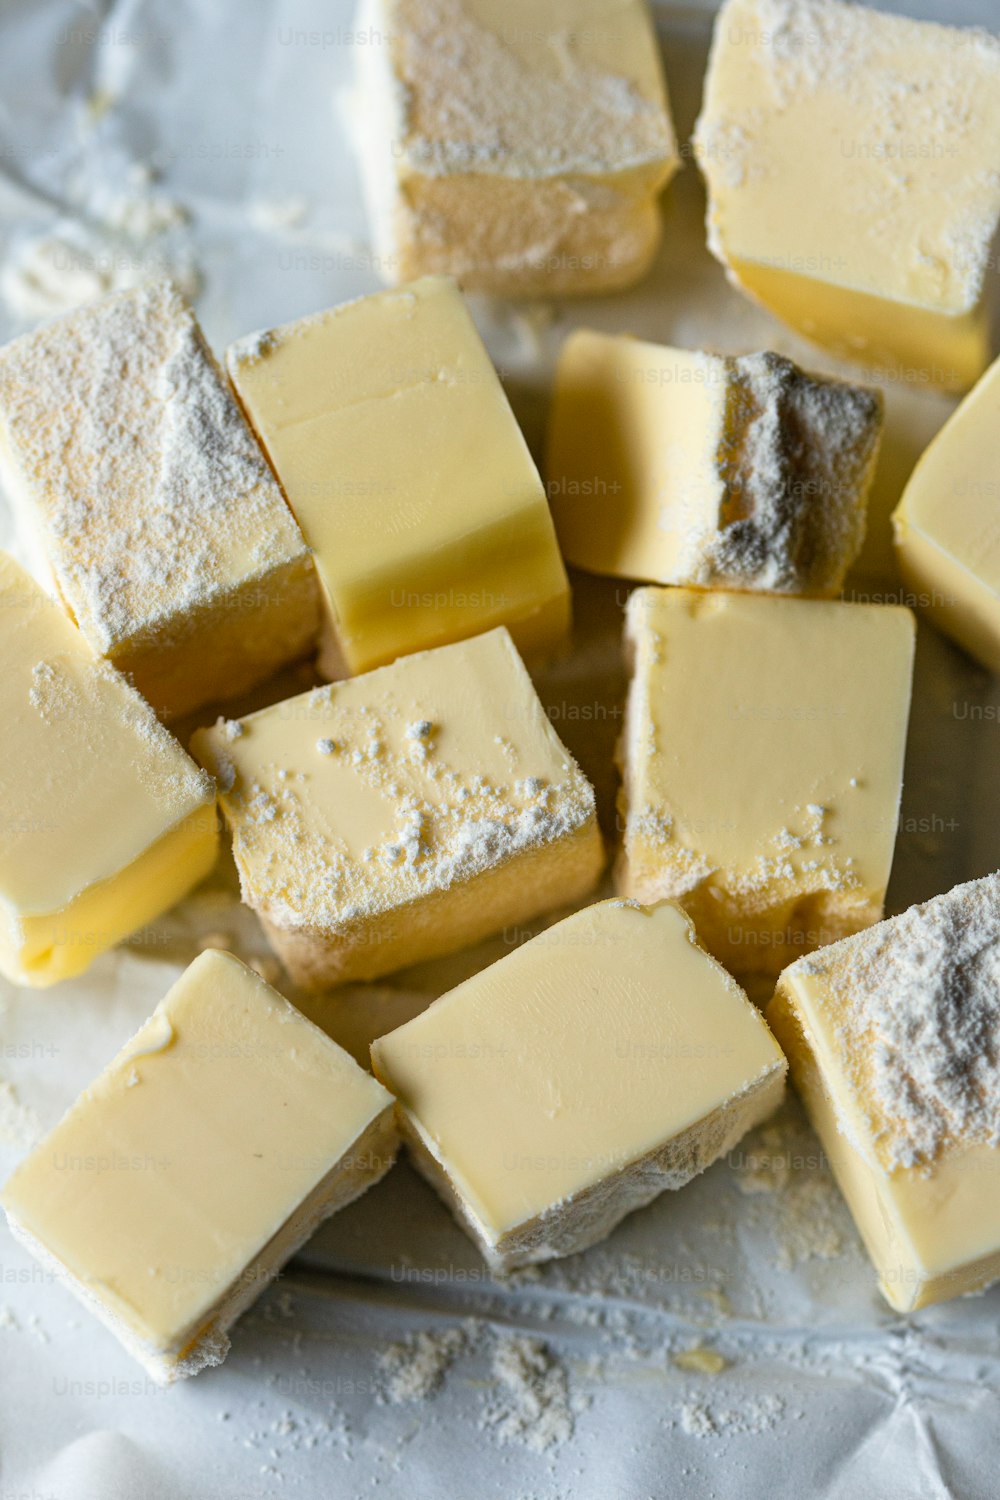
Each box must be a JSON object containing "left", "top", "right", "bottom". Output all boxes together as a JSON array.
[
  {"left": 768, "top": 873, "right": 1000, "bottom": 1311},
  {"left": 2, "top": 951, "right": 397, "bottom": 1379},
  {"left": 893, "top": 352, "right": 1000, "bottom": 673},
  {"left": 547, "top": 330, "right": 882, "bottom": 596},
  {"left": 0, "top": 552, "right": 218, "bottom": 988},
  {"left": 193, "top": 628, "right": 603, "bottom": 991},
  {"left": 353, "top": 0, "right": 680, "bottom": 295},
  {"left": 227, "top": 277, "right": 570, "bottom": 678},
  {"left": 617, "top": 587, "right": 914, "bottom": 976},
  {"left": 372, "top": 899, "right": 786, "bottom": 1273},
  {"left": 694, "top": 0, "right": 1000, "bottom": 391},
  {"left": 0, "top": 280, "right": 319, "bottom": 719}
]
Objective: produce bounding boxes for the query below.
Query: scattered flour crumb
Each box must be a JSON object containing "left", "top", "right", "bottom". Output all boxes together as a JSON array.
[
  {"left": 679, "top": 1393, "right": 784, "bottom": 1438},
  {"left": 0, "top": 222, "right": 200, "bottom": 321},
  {"left": 481, "top": 1334, "right": 576, "bottom": 1453},
  {"left": 376, "top": 1326, "right": 468, "bottom": 1404},
  {"left": 372, "top": 1324, "right": 579, "bottom": 1455},
  {"left": 773, "top": 1178, "right": 844, "bottom": 1271},
  {"left": 0, "top": 1080, "right": 43, "bottom": 1148},
  {"left": 730, "top": 1111, "right": 846, "bottom": 1269}
]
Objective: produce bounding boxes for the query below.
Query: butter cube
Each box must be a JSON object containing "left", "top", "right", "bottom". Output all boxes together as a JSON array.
[
  {"left": 618, "top": 587, "right": 914, "bottom": 976},
  {"left": 2, "top": 951, "right": 397, "bottom": 1379},
  {"left": 893, "top": 352, "right": 1000, "bottom": 673},
  {"left": 768, "top": 874, "right": 1000, "bottom": 1311},
  {"left": 193, "top": 628, "right": 603, "bottom": 991},
  {"left": 694, "top": 0, "right": 1000, "bottom": 391},
  {"left": 372, "top": 899, "right": 786, "bottom": 1273},
  {"left": 0, "top": 281, "right": 319, "bottom": 719},
  {"left": 227, "top": 278, "right": 570, "bottom": 678},
  {"left": 0, "top": 552, "right": 218, "bottom": 988},
  {"left": 354, "top": 0, "right": 680, "bottom": 295},
  {"left": 548, "top": 331, "right": 882, "bottom": 597}
]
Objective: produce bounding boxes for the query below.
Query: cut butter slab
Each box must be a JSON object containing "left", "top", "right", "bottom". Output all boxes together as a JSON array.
[
  {"left": 194, "top": 627, "right": 603, "bottom": 992},
  {"left": 372, "top": 898, "right": 786, "bottom": 1273},
  {"left": 694, "top": 0, "right": 1000, "bottom": 391},
  {"left": 227, "top": 277, "right": 569, "bottom": 678},
  {"left": 0, "top": 552, "right": 218, "bottom": 988},
  {"left": 618, "top": 587, "right": 914, "bottom": 976},
  {"left": 768, "top": 874, "right": 1000, "bottom": 1312},
  {"left": 547, "top": 330, "right": 881, "bottom": 598},
  {"left": 893, "top": 352, "right": 1000, "bottom": 673},
  {"left": 0, "top": 280, "right": 319, "bottom": 719},
  {"left": 1, "top": 951, "right": 397, "bottom": 1381},
  {"left": 354, "top": 0, "right": 680, "bottom": 295}
]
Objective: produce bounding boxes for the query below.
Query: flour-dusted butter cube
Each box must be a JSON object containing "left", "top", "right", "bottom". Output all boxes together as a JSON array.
[
  {"left": 768, "top": 874, "right": 1000, "bottom": 1311},
  {"left": 547, "top": 331, "right": 882, "bottom": 597},
  {"left": 227, "top": 278, "right": 570, "bottom": 678},
  {"left": 0, "top": 280, "right": 319, "bottom": 719},
  {"left": 193, "top": 628, "right": 603, "bottom": 991},
  {"left": 893, "top": 352, "right": 1000, "bottom": 673},
  {"left": 2, "top": 951, "right": 397, "bottom": 1380},
  {"left": 0, "top": 552, "right": 218, "bottom": 988},
  {"left": 694, "top": 0, "right": 1000, "bottom": 391},
  {"left": 354, "top": 0, "right": 680, "bottom": 295},
  {"left": 372, "top": 899, "right": 786, "bottom": 1273},
  {"left": 618, "top": 587, "right": 914, "bottom": 976}
]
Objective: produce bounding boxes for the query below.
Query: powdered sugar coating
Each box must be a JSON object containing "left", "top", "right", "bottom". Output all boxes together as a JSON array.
[
  {"left": 695, "top": 0, "right": 1000, "bottom": 314},
  {"left": 692, "top": 351, "right": 881, "bottom": 597},
  {"left": 795, "top": 874, "right": 1000, "bottom": 1171},
  {"left": 392, "top": 0, "right": 675, "bottom": 180},
  {"left": 194, "top": 629, "right": 599, "bottom": 935},
  {"left": 0, "top": 279, "right": 309, "bottom": 653}
]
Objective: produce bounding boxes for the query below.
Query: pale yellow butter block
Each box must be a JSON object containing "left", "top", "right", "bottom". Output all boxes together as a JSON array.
[
  {"left": 372, "top": 899, "right": 786, "bottom": 1273},
  {"left": 354, "top": 0, "right": 680, "bottom": 295},
  {"left": 893, "top": 352, "right": 1000, "bottom": 672},
  {"left": 1, "top": 950, "right": 397, "bottom": 1380},
  {"left": 768, "top": 874, "right": 1000, "bottom": 1312},
  {"left": 694, "top": 0, "right": 1000, "bottom": 391},
  {"left": 618, "top": 587, "right": 914, "bottom": 976},
  {"left": 547, "top": 330, "right": 882, "bottom": 597},
  {"left": 227, "top": 277, "right": 570, "bottom": 678},
  {"left": 0, "top": 280, "right": 319, "bottom": 719},
  {"left": 0, "top": 552, "right": 218, "bottom": 988},
  {"left": 193, "top": 627, "right": 603, "bottom": 991}
]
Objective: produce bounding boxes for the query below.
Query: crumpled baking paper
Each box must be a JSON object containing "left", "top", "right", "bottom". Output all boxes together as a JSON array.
[{"left": 0, "top": 1, "right": 999, "bottom": 1496}]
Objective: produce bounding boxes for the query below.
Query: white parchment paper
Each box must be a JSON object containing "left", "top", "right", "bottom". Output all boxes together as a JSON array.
[{"left": 1, "top": 2, "right": 999, "bottom": 1496}]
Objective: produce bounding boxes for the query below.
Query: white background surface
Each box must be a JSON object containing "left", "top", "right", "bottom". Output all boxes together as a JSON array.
[{"left": 1, "top": 2, "right": 1000, "bottom": 1497}]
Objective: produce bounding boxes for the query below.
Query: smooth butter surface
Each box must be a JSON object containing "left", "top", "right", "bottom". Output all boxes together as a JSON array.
[
  {"left": 619, "top": 587, "right": 915, "bottom": 974},
  {"left": 893, "top": 352, "right": 1000, "bottom": 672},
  {"left": 694, "top": 0, "right": 1000, "bottom": 389},
  {"left": 372, "top": 900, "right": 784, "bottom": 1237},
  {"left": 1, "top": 952, "right": 393, "bottom": 1349},
  {"left": 228, "top": 277, "right": 569, "bottom": 676},
  {"left": 0, "top": 552, "right": 217, "bottom": 987},
  {"left": 549, "top": 333, "right": 728, "bottom": 584}
]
